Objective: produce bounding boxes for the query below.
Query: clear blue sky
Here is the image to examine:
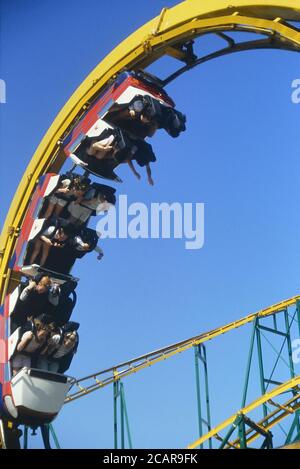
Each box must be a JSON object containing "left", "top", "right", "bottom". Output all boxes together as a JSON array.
[{"left": 1, "top": 0, "right": 300, "bottom": 449}]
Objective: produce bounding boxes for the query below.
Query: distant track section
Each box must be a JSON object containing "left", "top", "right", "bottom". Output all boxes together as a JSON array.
[
  {"left": 188, "top": 376, "right": 300, "bottom": 449},
  {"left": 65, "top": 295, "right": 300, "bottom": 403}
]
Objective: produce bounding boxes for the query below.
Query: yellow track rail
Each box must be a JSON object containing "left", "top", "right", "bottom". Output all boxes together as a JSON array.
[
  {"left": 65, "top": 295, "right": 300, "bottom": 403},
  {"left": 187, "top": 377, "right": 300, "bottom": 449},
  {"left": 1, "top": 1, "right": 300, "bottom": 448},
  {"left": 1, "top": 1, "right": 300, "bottom": 302},
  {"left": 227, "top": 393, "right": 300, "bottom": 448}
]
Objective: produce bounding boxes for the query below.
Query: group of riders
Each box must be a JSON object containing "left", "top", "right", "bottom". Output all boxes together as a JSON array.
[
  {"left": 10, "top": 86, "right": 186, "bottom": 378},
  {"left": 11, "top": 275, "right": 79, "bottom": 376}
]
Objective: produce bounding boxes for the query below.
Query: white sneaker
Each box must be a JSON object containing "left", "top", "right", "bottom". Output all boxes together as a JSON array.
[{"left": 70, "top": 154, "right": 88, "bottom": 167}]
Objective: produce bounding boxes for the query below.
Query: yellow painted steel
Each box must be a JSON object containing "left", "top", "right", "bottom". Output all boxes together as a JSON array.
[
  {"left": 0, "top": 1, "right": 300, "bottom": 447},
  {"left": 65, "top": 295, "right": 300, "bottom": 403},
  {"left": 187, "top": 376, "right": 300, "bottom": 449},
  {"left": 227, "top": 394, "right": 300, "bottom": 448},
  {"left": 0, "top": 0, "right": 300, "bottom": 448},
  {"left": 1, "top": 1, "right": 300, "bottom": 304}
]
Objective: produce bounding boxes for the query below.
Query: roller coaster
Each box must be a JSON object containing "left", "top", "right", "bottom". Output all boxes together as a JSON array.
[{"left": 1, "top": 0, "right": 300, "bottom": 449}]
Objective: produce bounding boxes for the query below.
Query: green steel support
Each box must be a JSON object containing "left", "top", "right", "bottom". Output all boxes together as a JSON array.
[
  {"left": 264, "top": 379, "right": 282, "bottom": 386},
  {"left": 238, "top": 416, "right": 247, "bottom": 449},
  {"left": 199, "top": 345, "right": 212, "bottom": 449},
  {"left": 219, "top": 415, "right": 242, "bottom": 449},
  {"left": 267, "top": 434, "right": 273, "bottom": 449},
  {"left": 120, "top": 383, "right": 125, "bottom": 449},
  {"left": 254, "top": 310, "right": 298, "bottom": 397},
  {"left": 253, "top": 309, "right": 300, "bottom": 442},
  {"left": 258, "top": 325, "right": 287, "bottom": 337},
  {"left": 48, "top": 424, "right": 61, "bottom": 449},
  {"left": 260, "top": 330, "right": 290, "bottom": 372},
  {"left": 194, "top": 346, "right": 203, "bottom": 448},
  {"left": 296, "top": 301, "right": 300, "bottom": 337},
  {"left": 273, "top": 314, "right": 278, "bottom": 331},
  {"left": 284, "top": 310, "right": 300, "bottom": 435},
  {"left": 23, "top": 425, "right": 28, "bottom": 449},
  {"left": 120, "top": 382, "right": 133, "bottom": 449},
  {"left": 113, "top": 380, "right": 132, "bottom": 449},
  {"left": 292, "top": 427, "right": 300, "bottom": 444},
  {"left": 113, "top": 380, "right": 120, "bottom": 449},
  {"left": 295, "top": 298, "right": 300, "bottom": 440},
  {"left": 260, "top": 433, "right": 273, "bottom": 449},
  {"left": 256, "top": 322, "right": 291, "bottom": 440},
  {"left": 256, "top": 320, "right": 267, "bottom": 418},
  {"left": 192, "top": 345, "right": 212, "bottom": 448},
  {"left": 284, "top": 310, "right": 295, "bottom": 379},
  {"left": 285, "top": 411, "right": 300, "bottom": 445},
  {"left": 242, "top": 319, "right": 257, "bottom": 408}
]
